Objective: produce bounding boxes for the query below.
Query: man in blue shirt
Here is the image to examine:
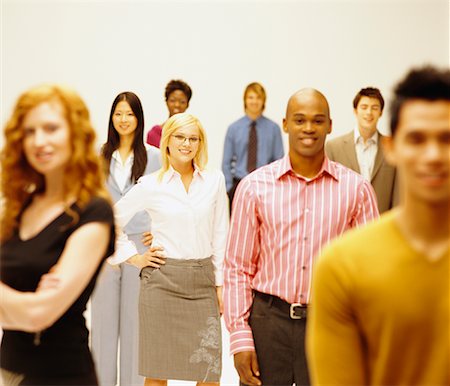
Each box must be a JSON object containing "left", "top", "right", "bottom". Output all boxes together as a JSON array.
[{"left": 222, "top": 82, "right": 284, "bottom": 209}]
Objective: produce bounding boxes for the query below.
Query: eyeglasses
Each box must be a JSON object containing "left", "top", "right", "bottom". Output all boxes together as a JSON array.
[{"left": 171, "top": 134, "right": 201, "bottom": 145}]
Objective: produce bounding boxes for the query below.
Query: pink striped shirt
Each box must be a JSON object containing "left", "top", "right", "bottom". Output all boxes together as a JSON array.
[{"left": 223, "top": 154, "right": 379, "bottom": 355}]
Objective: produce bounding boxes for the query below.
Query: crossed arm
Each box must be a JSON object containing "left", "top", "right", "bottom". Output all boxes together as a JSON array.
[{"left": 0, "top": 222, "right": 110, "bottom": 332}]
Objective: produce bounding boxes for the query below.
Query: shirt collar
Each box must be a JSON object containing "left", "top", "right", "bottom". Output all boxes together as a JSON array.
[
  {"left": 161, "top": 163, "right": 205, "bottom": 183},
  {"left": 276, "top": 154, "right": 339, "bottom": 182},
  {"left": 111, "top": 149, "right": 134, "bottom": 165},
  {"left": 353, "top": 127, "right": 379, "bottom": 145},
  {"left": 244, "top": 115, "right": 263, "bottom": 125}
]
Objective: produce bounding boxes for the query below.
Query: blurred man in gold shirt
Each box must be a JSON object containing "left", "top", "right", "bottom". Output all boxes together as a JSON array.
[{"left": 307, "top": 66, "right": 450, "bottom": 386}]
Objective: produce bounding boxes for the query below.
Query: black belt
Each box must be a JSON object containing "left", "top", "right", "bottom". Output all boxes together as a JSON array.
[{"left": 254, "top": 291, "right": 307, "bottom": 320}]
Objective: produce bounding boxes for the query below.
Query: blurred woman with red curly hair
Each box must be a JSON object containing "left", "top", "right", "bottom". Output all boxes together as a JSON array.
[{"left": 0, "top": 84, "right": 115, "bottom": 385}]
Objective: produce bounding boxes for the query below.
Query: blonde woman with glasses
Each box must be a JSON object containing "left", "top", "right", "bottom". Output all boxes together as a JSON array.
[{"left": 108, "top": 112, "right": 229, "bottom": 386}]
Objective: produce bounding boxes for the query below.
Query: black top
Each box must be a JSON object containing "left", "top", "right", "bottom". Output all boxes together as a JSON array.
[{"left": 0, "top": 197, "right": 115, "bottom": 380}]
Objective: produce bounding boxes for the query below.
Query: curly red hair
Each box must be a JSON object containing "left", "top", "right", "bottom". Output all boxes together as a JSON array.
[{"left": 0, "top": 84, "right": 109, "bottom": 242}]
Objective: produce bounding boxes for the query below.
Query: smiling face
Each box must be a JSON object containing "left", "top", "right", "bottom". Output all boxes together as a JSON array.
[
  {"left": 244, "top": 90, "right": 264, "bottom": 117},
  {"left": 384, "top": 99, "right": 450, "bottom": 206},
  {"left": 112, "top": 100, "right": 138, "bottom": 140},
  {"left": 167, "top": 89, "right": 189, "bottom": 117},
  {"left": 354, "top": 96, "right": 382, "bottom": 135},
  {"left": 167, "top": 123, "right": 201, "bottom": 168},
  {"left": 283, "top": 90, "right": 332, "bottom": 162},
  {"left": 22, "top": 100, "right": 72, "bottom": 178}
]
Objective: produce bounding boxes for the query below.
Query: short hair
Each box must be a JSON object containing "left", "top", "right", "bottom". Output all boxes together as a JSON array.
[
  {"left": 1, "top": 84, "right": 108, "bottom": 241},
  {"left": 286, "top": 88, "right": 331, "bottom": 120},
  {"left": 390, "top": 65, "right": 450, "bottom": 136},
  {"left": 165, "top": 79, "right": 192, "bottom": 102},
  {"left": 158, "top": 113, "right": 208, "bottom": 180},
  {"left": 353, "top": 87, "right": 385, "bottom": 111},
  {"left": 244, "top": 82, "right": 266, "bottom": 110},
  {"left": 102, "top": 91, "right": 147, "bottom": 183}
]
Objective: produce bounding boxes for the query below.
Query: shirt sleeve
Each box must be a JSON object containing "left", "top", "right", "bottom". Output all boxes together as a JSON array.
[
  {"left": 210, "top": 172, "right": 230, "bottom": 286},
  {"left": 145, "top": 146, "right": 162, "bottom": 174},
  {"left": 107, "top": 180, "right": 151, "bottom": 265},
  {"left": 272, "top": 123, "right": 285, "bottom": 161},
  {"left": 77, "top": 197, "right": 114, "bottom": 227},
  {"left": 306, "top": 243, "right": 367, "bottom": 385},
  {"left": 352, "top": 179, "right": 379, "bottom": 227},
  {"left": 223, "top": 177, "right": 260, "bottom": 354},
  {"left": 146, "top": 125, "right": 162, "bottom": 148},
  {"left": 222, "top": 126, "right": 235, "bottom": 192}
]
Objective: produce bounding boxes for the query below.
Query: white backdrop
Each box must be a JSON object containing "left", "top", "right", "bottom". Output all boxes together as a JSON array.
[{"left": 2, "top": 0, "right": 449, "bottom": 385}]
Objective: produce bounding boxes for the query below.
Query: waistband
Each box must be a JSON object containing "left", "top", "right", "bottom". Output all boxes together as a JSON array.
[
  {"left": 161, "top": 256, "right": 212, "bottom": 267},
  {"left": 254, "top": 291, "right": 307, "bottom": 320}
]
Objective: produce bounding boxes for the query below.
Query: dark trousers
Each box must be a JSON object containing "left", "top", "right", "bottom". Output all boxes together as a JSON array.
[
  {"left": 227, "top": 177, "right": 242, "bottom": 215},
  {"left": 242, "top": 291, "right": 310, "bottom": 386}
]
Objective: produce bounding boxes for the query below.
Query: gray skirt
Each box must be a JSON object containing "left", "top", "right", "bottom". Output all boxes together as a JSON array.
[{"left": 138, "top": 257, "right": 221, "bottom": 382}]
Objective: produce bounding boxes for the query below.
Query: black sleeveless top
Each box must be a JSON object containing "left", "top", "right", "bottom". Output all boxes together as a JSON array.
[{"left": 0, "top": 197, "right": 115, "bottom": 384}]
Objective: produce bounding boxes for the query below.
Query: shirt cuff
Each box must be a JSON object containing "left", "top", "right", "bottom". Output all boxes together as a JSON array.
[
  {"left": 229, "top": 328, "right": 255, "bottom": 355},
  {"left": 107, "top": 242, "right": 138, "bottom": 265}
]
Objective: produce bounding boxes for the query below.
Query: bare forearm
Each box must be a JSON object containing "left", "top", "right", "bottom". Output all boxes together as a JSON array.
[
  {"left": 0, "top": 222, "right": 110, "bottom": 332},
  {"left": 0, "top": 301, "right": 17, "bottom": 329},
  {"left": 0, "top": 282, "right": 44, "bottom": 331}
]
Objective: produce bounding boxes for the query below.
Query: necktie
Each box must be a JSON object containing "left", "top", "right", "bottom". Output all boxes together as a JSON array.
[{"left": 247, "top": 120, "right": 257, "bottom": 172}]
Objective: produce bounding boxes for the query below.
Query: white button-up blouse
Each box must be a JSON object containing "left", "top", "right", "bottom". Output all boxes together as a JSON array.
[{"left": 109, "top": 166, "right": 229, "bottom": 285}]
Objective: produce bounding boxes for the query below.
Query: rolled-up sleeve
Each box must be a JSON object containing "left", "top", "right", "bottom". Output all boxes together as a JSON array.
[{"left": 108, "top": 180, "right": 151, "bottom": 265}]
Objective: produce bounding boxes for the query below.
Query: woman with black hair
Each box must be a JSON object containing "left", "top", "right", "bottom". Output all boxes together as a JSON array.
[{"left": 91, "top": 92, "right": 161, "bottom": 386}]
